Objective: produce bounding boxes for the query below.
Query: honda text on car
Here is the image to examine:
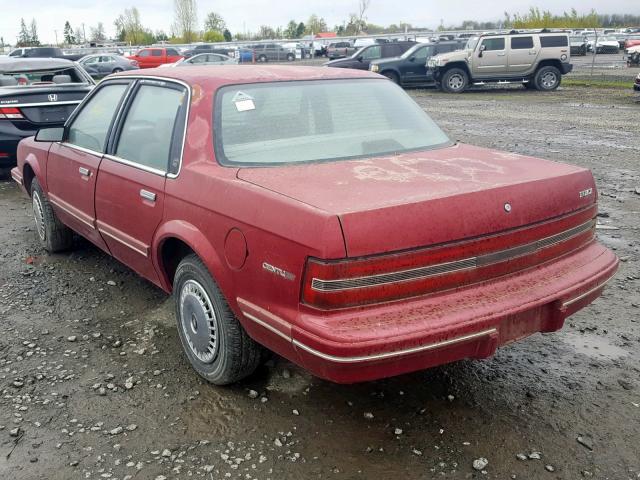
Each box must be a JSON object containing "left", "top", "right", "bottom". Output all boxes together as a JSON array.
[{"left": 12, "top": 66, "right": 617, "bottom": 384}]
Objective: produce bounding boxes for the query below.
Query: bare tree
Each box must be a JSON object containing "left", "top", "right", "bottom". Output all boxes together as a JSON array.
[
  {"left": 173, "top": 0, "right": 198, "bottom": 43},
  {"left": 356, "top": 0, "right": 371, "bottom": 35}
]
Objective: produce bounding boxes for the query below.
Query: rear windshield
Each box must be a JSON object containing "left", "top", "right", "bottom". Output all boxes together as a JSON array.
[
  {"left": 0, "top": 67, "right": 89, "bottom": 87},
  {"left": 214, "top": 79, "right": 451, "bottom": 166}
]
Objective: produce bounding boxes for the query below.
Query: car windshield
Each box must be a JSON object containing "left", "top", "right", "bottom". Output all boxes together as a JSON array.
[
  {"left": 0, "top": 67, "right": 89, "bottom": 87},
  {"left": 215, "top": 79, "right": 451, "bottom": 166},
  {"left": 465, "top": 37, "right": 480, "bottom": 50}
]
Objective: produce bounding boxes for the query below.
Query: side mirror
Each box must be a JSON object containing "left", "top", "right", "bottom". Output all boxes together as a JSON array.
[
  {"left": 357, "top": 56, "right": 363, "bottom": 62},
  {"left": 35, "top": 127, "right": 65, "bottom": 143},
  {"left": 409, "top": 56, "right": 416, "bottom": 62}
]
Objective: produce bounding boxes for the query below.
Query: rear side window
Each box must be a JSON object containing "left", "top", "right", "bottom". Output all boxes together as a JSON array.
[
  {"left": 151, "top": 50, "right": 162, "bottom": 57},
  {"left": 540, "top": 36, "right": 568, "bottom": 47},
  {"left": 67, "top": 84, "right": 128, "bottom": 153},
  {"left": 166, "top": 48, "right": 179, "bottom": 56},
  {"left": 511, "top": 37, "right": 534, "bottom": 49},
  {"left": 481, "top": 38, "right": 505, "bottom": 51},
  {"left": 115, "top": 83, "right": 187, "bottom": 172}
]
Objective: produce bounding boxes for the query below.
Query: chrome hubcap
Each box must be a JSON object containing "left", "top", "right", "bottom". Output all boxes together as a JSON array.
[
  {"left": 179, "top": 279, "right": 218, "bottom": 364},
  {"left": 541, "top": 72, "right": 557, "bottom": 88},
  {"left": 32, "top": 191, "right": 46, "bottom": 241},
  {"left": 448, "top": 74, "right": 464, "bottom": 90}
]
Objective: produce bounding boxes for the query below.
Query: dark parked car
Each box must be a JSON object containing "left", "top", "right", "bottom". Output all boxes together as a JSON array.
[
  {"left": 325, "top": 41, "right": 416, "bottom": 70},
  {"left": 634, "top": 72, "right": 640, "bottom": 91},
  {"left": 182, "top": 44, "right": 235, "bottom": 59},
  {"left": 370, "top": 41, "right": 461, "bottom": 86},
  {"left": 0, "top": 58, "right": 94, "bottom": 167},
  {"left": 327, "top": 42, "right": 357, "bottom": 60},
  {"left": 78, "top": 54, "right": 139, "bottom": 78},
  {"left": 251, "top": 43, "right": 296, "bottom": 62},
  {"left": 11, "top": 47, "right": 84, "bottom": 62}
]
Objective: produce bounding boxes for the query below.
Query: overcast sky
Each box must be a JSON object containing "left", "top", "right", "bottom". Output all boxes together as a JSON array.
[{"left": 0, "top": 0, "right": 637, "bottom": 45}]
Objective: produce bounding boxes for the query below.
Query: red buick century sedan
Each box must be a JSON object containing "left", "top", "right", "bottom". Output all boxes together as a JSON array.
[{"left": 11, "top": 66, "right": 618, "bottom": 384}]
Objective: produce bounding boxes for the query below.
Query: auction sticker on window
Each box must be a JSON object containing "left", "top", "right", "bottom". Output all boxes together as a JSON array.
[{"left": 232, "top": 91, "right": 255, "bottom": 112}]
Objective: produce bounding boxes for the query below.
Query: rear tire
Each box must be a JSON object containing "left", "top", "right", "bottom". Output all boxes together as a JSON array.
[
  {"left": 174, "top": 254, "right": 265, "bottom": 385},
  {"left": 258, "top": 54, "right": 267, "bottom": 63},
  {"left": 112, "top": 67, "right": 123, "bottom": 73},
  {"left": 440, "top": 68, "right": 468, "bottom": 93},
  {"left": 533, "top": 65, "right": 561, "bottom": 91},
  {"left": 30, "top": 178, "right": 73, "bottom": 252},
  {"left": 286, "top": 53, "right": 295, "bottom": 61}
]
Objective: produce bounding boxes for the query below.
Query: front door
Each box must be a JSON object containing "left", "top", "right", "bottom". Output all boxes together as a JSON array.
[
  {"left": 95, "top": 80, "right": 189, "bottom": 285},
  {"left": 402, "top": 45, "right": 433, "bottom": 84},
  {"left": 46, "top": 82, "right": 130, "bottom": 251},
  {"left": 475, "top": 37, "right": 507, "bottom": 76}
]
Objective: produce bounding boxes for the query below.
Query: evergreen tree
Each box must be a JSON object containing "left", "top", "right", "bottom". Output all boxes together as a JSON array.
[
  {"left": 17, "top": 18, "right": 30, "bottom": 47},
  {"left": 63, "top": 21, "right": 75, "bottom": 44},
  {"left": 29, "top": 18, "right": 40, "bottom": 46}
]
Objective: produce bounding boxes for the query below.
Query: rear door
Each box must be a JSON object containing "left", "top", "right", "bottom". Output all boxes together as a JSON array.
[
  {"left": 95, "top": 79, "right": 189, "bottom": 284},
  {"left": 475, "top": 36, "right": 507, "bottom": 76},
  {"left": 508, "top": 35, "right": 537, "bottom": 73},
  {"left": 46, "top": 81, "right": 131, "bottom": 250}
]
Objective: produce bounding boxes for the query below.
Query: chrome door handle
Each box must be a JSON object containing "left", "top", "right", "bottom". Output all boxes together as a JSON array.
[
  {"left": 497, "top": 52, "right": 506, "bottom": 56},
  {"left": 140, "top": 189, "right": 156, "bottom": 202},
  {"left": 79, "top": 167, "right": 90, "bottom": 176}
]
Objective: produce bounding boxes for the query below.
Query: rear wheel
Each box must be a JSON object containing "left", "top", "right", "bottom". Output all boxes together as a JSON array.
[
  {"left": 533, "top": 65, "right": 561, "bottom": 91},
  {"left": 381, "top": 71, "right": 400, "bottom": 84},
  {"left": 31, "top": 178, "right": 73, "bottom": 252},
  {"left": 440, "top": 68, "right": 468, "bottom": 93},
  {"left": 174, "top": 254, "right": 265, "bottom": 385},
  {"left": 112, "top": 67, "right": 123, "bottom": 73},
  {"left": 258, "top": 54, "right": 267, "bottom": 62},
  {"left": 286, "top": 53, "right": 295, "bottom": 61}
]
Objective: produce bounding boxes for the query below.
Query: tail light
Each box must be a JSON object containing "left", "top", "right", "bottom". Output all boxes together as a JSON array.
[
  {"left": 0, "top": 107, "right": 24, "bottom": 119},
  {"left": 302, "top": 206, "right": 597, "bottom": 310}
]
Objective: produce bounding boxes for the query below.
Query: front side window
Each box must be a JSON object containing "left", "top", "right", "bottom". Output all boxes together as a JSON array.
[
  {"left": 215, "top": 79, "right": 451, "bottom": 166},
  {"left": 67, "top": 83, "right": 128, "bottom": 153},
  {"left": 481, "top": 38, "right": 505, "bottom": 51},
  {"left": 115, "top": 83, "right": 187, "bottom": 172},
  {"left": 413, "top": 45, "right": 434, "bottom": 61},
  {"left": 361, "top": 46, "right": 381, "bottom": 60},
  {"left": 137, "top": 50, "right": 151, "bottom": 57}
]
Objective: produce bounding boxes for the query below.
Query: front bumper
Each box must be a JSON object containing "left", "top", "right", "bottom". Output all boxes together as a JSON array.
[{"left": 239, "top": 241, "right": 617, "bottom": 383}]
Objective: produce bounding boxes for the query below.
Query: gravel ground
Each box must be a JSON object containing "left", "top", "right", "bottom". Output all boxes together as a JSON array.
[{"left": 1, "top": 84, "right": 639, "bottom": 480}]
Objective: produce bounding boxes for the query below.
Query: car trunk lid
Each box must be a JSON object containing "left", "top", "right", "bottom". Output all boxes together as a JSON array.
[
  {"left": 0, "top": 86, "right": 91, "bottom": 126},
  {"left": 237, "top": 143, "right": 597, "bottom": 258}
]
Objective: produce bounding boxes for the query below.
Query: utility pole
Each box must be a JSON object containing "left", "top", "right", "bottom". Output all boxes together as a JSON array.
[
  {"left": 82, "top": 23, "right": 86, "bottom": 45},
  {"left": 54, "top": 29, "right": 58, "bottom": 46}
]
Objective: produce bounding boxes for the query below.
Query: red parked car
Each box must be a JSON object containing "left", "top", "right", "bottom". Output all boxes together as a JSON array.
[
  {"left": 11, "top": 66, "right": 618, "bottom": 385},
  {"left": 127, "top": 47, "right": 183, "bottom": 68}
]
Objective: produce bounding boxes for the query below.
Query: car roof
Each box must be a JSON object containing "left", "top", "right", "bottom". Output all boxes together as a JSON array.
[
  {"left": 114, "top": 65, "right": 381, "bottom": 87},
  {"left": 0, "top": 57, "right": 76, "bottom": 73}
]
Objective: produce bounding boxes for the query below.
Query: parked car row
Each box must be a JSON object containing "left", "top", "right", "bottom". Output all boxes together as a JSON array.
[{"left": 8, "top": 64, "right": 617, "bottom": 386}]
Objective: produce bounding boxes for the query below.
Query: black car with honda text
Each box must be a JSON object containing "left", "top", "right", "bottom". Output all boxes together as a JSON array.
[{"left": 0, "top": 58, "right": 94, "bottom": 167}]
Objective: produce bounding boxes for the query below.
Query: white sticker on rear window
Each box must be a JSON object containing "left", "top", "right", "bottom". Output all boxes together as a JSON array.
[{"left": 232, "top": 91, "right": 255, "bottom": 112}]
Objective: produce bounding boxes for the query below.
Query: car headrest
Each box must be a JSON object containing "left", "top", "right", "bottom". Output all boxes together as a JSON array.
[
  {"left": 52, "top": 75, "right": 72, "bottom": 84},
  {"left": 0, "top": 75, "right": 18, "bottom": 86}
]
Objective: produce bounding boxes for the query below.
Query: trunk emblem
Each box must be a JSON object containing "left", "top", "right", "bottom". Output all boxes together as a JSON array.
[
  {"left": 48, "top": 94, "right": 58, "bottom": 102},
  {"left": 504, "top": 203, "right": 512, "bottom": 213}
]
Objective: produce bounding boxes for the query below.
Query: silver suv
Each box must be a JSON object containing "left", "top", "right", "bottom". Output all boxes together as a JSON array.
[{"left": 427, "top": 32, "right": 573, "bottom": 93}]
